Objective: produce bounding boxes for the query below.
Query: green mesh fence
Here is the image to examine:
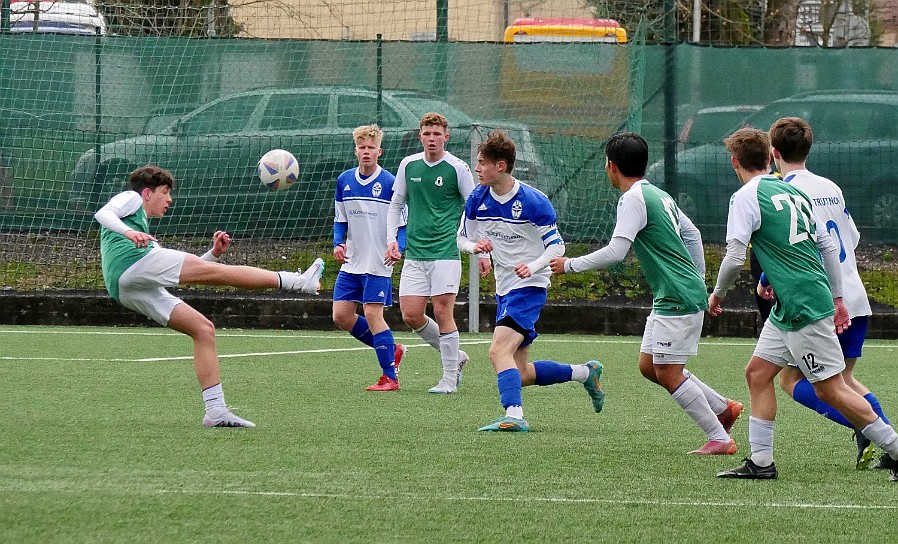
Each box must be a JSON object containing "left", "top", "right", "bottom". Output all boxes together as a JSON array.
[
  {"left": 0, "top": 1, "right": 646, "bottom": 290},
  {"left": 3, "top": 2, "right": 898, "bottom": 295}
]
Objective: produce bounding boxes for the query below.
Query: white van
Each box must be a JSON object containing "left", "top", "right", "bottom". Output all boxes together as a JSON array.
[{"left": 9, "top": 1, "right": 108, "bottom": 36}]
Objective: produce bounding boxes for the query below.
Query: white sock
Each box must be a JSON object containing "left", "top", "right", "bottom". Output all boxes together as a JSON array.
[
  {"left": 683, "top": 369, "right": 728, "bottom": 414},
  {"left": 439, "top": 330, "right": 460, "bottom": 379},
  {"left": 748, "top": 416, "right": 775, "bottom": 467},
  {"left": 506, "top": 405, "right": 524, "bottom": 419},
  {"left": 571, "top": 364, "right": 589, "bottom": 383},
  {"left": 861, "top": 417, "right": 898, "bottom": 458},
  {"left": 413, "top": 316, "right": 441, "bottom": 351},
  {"left": 202, "top": 383, "right": 226, "bottom": 413},
  {"left": 672, "top": 380, "right": 728, "bottom": 442}
]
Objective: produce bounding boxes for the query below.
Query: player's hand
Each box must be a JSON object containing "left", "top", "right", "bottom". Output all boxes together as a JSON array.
[
  {"left": 334, "top": 243, "right": 348, "bottom": 264},
  {"left": 514, "top": 263, "right": 532, "bottom": 278},
  {"left": 549, "top": 257, "right": 568, "bottom": 275},
  {"left": 211, "top": 230, "right": 230, "bottom": 258},
  {"left": 124, "top": 230, "right": 156, "bottom": 248},
  {"left": 384, "top": 242, "right": 402, "bottom": 266},
  {"left": 478, "top": 256, "right": 491, "bottom": 278},
  {"left": 708, "top": 293, "right": 724, "bottom": 316},
  {"left": 833, "top": 297, "right": 852, "bottom": 334},
  {"left": 473, "top": 239, "right": 493, "bottom": 254},
  {"left": 756, "top": 281, "right": 775, "bottom": 300}
]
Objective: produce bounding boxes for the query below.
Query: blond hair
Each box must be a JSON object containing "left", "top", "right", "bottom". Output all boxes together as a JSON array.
[
  {"left": 352, "top": 124, "right": 384, "bottom": 146},
  {"left": 419, "top": 112, "right": 448, "bottom": 129}
]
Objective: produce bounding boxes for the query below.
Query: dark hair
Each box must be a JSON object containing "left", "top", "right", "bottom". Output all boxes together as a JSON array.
[
  {"left": 477, "top": 129, "right": 516, "bottom": 173},
  {"left": 129, "top": 165, "right": 174, "bottom": 193},
  {"left": 724, "top": 128, "right": 771, "bottom": 172},
  {"left": 769, "top": 117, "right": 813, "bottom": 163},
  {"left": 605, "top": 132, "right": 648, "bottom": 177}
]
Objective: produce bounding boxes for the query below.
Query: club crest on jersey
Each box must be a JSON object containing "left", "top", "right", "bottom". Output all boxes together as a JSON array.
[
  {"left": 512, "top": 200, "right": 523, "bottom": 219},
  {"left": 435, "top": 176, "right": 443, "bottom": 187},
  {"left": 372, "top": 182, "right": 382, "bottom": 197}
]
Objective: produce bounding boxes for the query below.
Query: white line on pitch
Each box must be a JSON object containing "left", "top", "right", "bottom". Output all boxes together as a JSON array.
[
  {"left": 1, "top": 480, "right": 894, "bottom": 511},
  {"left": 1, "top": 328, "right": 896, "bottom": 350}
]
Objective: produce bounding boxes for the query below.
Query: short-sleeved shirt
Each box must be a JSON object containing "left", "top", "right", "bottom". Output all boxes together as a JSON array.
[
  {"left": 334, "top": 165, "right": 404, "bottom": 277},
  {"left": 612, "top": 181, "right": 708, "bottom": 316},
  {"left": 726, "top": 175, "right": 835, "bottom": 330},
  {"left": 393, "top": 151, "right": 474, "bottom": 261},
  {"left": 459, "top": 179, "right": 564, "bottom": 296},
  {"left": 98, "top": 191, "right": 153, "bottom": 301}
]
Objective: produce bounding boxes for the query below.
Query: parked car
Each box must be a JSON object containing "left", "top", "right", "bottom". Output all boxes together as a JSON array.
[
  {"left": 677, "top": 105, "right": 762, "bottom": 151},
  {"left": 646, "top": 90, "right": 898, "bottom": 243},
  {"left": 9, "top": 1, "right": 108, "bottom": 35},
  {"left": 70, "top": 86, "right": 556, "bottom": 237}
]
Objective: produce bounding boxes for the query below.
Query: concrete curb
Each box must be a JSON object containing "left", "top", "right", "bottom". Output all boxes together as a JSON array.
[{"left": 2, "top": 290, "right": 896, "bottom": 339}]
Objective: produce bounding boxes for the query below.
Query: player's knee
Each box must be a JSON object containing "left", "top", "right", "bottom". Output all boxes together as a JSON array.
[
  {"left": 332, "top": 309, "right": 354, "bottom": 331},
  {"left": 192, "top": 316, "right": 216, "bottom": 342}
]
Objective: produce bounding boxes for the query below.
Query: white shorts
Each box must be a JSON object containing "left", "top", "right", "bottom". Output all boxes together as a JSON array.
[
  {"left": 640, "top": 310, "right": 704, "bottom": 364},
  {"left": 753, "top": 316, "right": 845, "bottom": 383},
  {"left": 398, "top": 259, "right": 461, "bottom": 297},
  {"left": 118, "top": 247, "right": 186, "bottom": 325}
]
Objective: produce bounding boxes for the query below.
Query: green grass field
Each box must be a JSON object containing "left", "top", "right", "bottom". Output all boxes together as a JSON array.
[{"left": 1, "top": 325, "right": 897, "bottom": 543}]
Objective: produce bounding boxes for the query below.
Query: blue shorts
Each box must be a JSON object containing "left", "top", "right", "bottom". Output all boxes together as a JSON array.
[
  {"left": 494, "top": 286, "right": 547, "bottom": 348},
  {"left": 333, "top": 271, "right": 393, "bottom": 306},
  {"left": 838, "top": 315, "right": 868, "bottom": 359}
]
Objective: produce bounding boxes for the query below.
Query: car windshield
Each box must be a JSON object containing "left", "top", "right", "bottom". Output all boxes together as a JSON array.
[{"left": 394, "top": 96, "right": 473, "bottom": 127}]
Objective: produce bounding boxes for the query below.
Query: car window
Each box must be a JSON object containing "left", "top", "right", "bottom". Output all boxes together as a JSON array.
[
  {"left": 335, "top": 95, "right": 403, "bottom": 128},
  {"left": 261, "top": 93, "right": 330, "bottom": 131},
  {"left": 180, "top": 95, "right": 261, "bottom": 135}
]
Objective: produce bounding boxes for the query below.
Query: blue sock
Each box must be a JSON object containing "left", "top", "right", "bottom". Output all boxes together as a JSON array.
[
  {"left": 865, "top": 392, "right": 891, "bottom": 425},
  {"left": 532, "top": 360, "right": 573, "bottom": 386},
  {"left": 497, "top": 368, "right": 522, "bottom": 409},
  {"left": 372, "top": 330, "right": 397, "bottom": 380},
  {"left": 350, "top": 316, "right": 374, "bottom": 347},
  {"left": 792, "top": 378, "right": 853, "bottom": 429}
]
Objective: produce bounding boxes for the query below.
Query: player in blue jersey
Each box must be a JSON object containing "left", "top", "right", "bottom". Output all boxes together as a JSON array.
[
  {"left": 710, "top": 128, "right": 898, "bottom": 481},
  {"left": 332, "top": 125, "right": 408, "bottom": 391},
  {"left": 765, "top": 117, "right": 893, "bottom": 470},
  {"left": 551, "top": 132, "right": 742, "bottom": 455},
  {"left": 457, "top": 130, "right": 604, "bottom": 432},
  {"left": 94, "top": 165, "right": 324, "bottom": 428}
]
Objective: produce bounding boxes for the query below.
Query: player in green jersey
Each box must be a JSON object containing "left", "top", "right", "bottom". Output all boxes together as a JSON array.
[
  {"left": 95, "top": 165, "right": 324, "bottom": 428},
  {"left": 710, "top": 128, "right": 898, "bottom": 481},
  {"left": 766, "top": 117, "right": 893, "bottom": 470},
  {"left": 385, "top": 113, "right": 488, "bottom": 393},
  {"left": 551, "top": 132, "right": 742, "bottom": 455}
]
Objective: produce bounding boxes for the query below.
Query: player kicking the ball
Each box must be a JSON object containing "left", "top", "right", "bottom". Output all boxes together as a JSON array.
[
  {"left": 332, "top": 125, "right": 408, "bottom": 391},
  {"left": 458, "top": 130, "right": 604, "bottom": 432},
  {"left": 94, "top": 165, "right": 324, "bottom": 428}
]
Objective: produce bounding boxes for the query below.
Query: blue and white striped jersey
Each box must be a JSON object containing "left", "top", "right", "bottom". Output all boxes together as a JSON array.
[{"left": 458, "top": 179, "right": 564, "bottom": 295}]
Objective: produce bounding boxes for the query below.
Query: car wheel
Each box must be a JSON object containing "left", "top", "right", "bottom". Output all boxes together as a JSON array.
[{"left": 871, "top": 190, "right": 898, "bottom": 237}]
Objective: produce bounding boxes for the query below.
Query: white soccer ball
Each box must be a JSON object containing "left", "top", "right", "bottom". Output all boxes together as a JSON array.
[{"left": 258, "top": 149, "right": 299, "bottom": 191}]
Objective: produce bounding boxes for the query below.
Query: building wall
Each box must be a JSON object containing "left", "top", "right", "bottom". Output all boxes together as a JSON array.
[{"left": 230, "top": 0, "right": 596, "bottom": 41}]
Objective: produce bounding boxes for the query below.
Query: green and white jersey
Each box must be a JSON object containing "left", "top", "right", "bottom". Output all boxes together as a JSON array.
[
  {"left": 390, "top": 151, "right": 475, "bottom": 261},
  {"left": 97, "top": 191, "right": 153, "bottom": 301},
  {"left": 726, "top": 175, "right": 835, "bottom": 330},
  {"left": 612, "top": 181, "right": 708, "bottom": 315}
]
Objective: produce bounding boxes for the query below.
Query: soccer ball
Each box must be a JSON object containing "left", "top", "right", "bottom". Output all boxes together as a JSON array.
[{"left": 258, "top": 149, "right": 299, "bottom": 191}]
